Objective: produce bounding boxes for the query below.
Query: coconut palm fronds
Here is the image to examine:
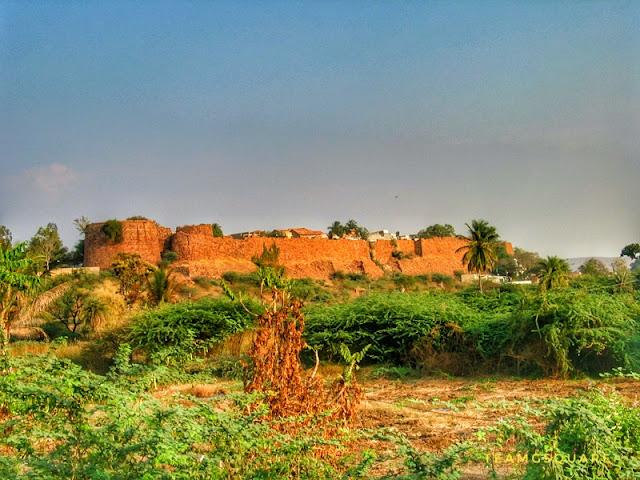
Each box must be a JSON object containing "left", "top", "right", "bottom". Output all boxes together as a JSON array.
[
  {"left": 10, "top": 326, "right": 49, "bottom": 341},
  {"left": 11, "top": 281, "right": 73, "bottom": 329}
]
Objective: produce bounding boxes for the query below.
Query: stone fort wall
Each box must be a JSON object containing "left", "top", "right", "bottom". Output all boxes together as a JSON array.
[{"left": 84, "top": 220, "right": 513, "bottom": 279}]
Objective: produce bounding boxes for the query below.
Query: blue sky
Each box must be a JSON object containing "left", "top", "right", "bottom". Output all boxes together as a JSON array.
[{"left": 1, "top": 1, "right": 639, "bottom": 257}]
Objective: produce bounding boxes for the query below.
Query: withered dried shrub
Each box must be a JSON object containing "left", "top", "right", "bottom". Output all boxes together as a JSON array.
[
  {"left": 327, "top": 342, "right": 366, "bottom": 424},
  {"left": 244, "top": 288, "right": 363, "bottom": 426}
]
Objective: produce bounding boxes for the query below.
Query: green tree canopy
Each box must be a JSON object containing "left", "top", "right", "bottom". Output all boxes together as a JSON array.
[
  {"left": 40, "top": 285, "right": 109, "bottom": 334},
  {"left": 327, "top": 220, "right": 368, "bottom": 240},
  {"left": 327, "top": 221, "right": 346, "bottom": 239},
  {"left": 0, "top": 243, "right": 40, "bottom": 293},
  {"left": 0, "top": 226, "right": 12, "bottom": 252},
  {"left": 110, "top": 253, "right": 153, "bottom": 305},
  {"left": 493, "top": 244, "right": 517, "bottom": 277},
  {"left": 0, "top": 243, "right": 41, "bottom": 359},
  {"left": 212, "top": 223, "right": 224, "bottom": 237},
  {"left": 538, "top": 256, "right": 571, "bottom": 291},
  {"left": 64, "top": 216, "right": 91, "bottom": 267},
  {"left": 578, "top": 258, "right": 609, "bottom": 276},
  {"left": 417, "top": 223, "right": 456, "bottom": 239},
  {"left": 621, "top": 243, "right": 640, "bottom": 260},
  {"left": 28, "top": 223, "right": 68, "bottom": 271},
  {"left": 456, "top": 220, "right": 500, "bottom": 292},
  {"left": 513, "top": 247, "right": 543, "bottom": 277}
]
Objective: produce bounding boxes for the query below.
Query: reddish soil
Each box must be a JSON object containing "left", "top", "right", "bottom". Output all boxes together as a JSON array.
[
  {"left": 158, "top": 374, "right": 640, "bottom": 479},
  {"left": 351, "top": 375, "right": 640, "bottom": 478}
]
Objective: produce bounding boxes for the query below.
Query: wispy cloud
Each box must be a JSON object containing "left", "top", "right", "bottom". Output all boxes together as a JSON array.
[{"left": 20, "top": 163, "right": 78, "bottom": 194}]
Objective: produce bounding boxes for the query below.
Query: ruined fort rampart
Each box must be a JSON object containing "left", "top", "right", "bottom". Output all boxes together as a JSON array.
[{"left": 84, "top": 220, "right": 513, "bottom": 279}]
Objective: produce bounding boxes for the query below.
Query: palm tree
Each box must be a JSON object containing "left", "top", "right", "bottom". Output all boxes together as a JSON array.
[
  {"left": 1, "top": 244, "right": 43, "bottom": 367},
  {"left": 327, "top": 221, "right": 345, "bottom": 239},
  {"left": 1, "top": 244, "right": 71, "bottom": 364},
  {"left": 538, "top": 256, "right": 570, "bottom": 291},
  {"left": 147, "top": 266, "right": 177, "bottom": 306},
  {"left": 456, "top": 219, "right": 500, "bottom": 293}
]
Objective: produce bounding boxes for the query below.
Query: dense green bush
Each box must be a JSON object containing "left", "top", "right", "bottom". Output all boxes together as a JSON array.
[
  {"left": 128, "top": 298, "right": 262, "bottom": 365},
  {"left": 484, "top": 388, "right": 640, "bottom": 479},
  {"left": 304, "top": 292, "right": 487, "bottom": 366},
  {"left": 430, "top": 273, "right": 455, "bottom": 288},
  {"left": 161, "top": 250, "right": 179, "bottom": 265},
  {"left": 331, "top": 271, "right": 368, "bottom": 283},
  {"left": 391, "top": 273, "right": 417, "bottom": 290},
  {"left": 193, "top": 276, "right": 214, "bottom": 288},
  {"left": 508, "top": 291, "right": 640, "bottom": 376},
  {"left": 289, "top": 278, "right": 329, "bottom": 302},
  {"left": 0, "top": 353, "right": 357, "bottom": 479},
  {"left": 305, "top": 289, "right": 640, "bottom": 377},
  {"left": 101, "top": 219, "right": 123, "bottom": 244},
  {"left": 221, "top": 271, "right": 261, "bottom": 286}
]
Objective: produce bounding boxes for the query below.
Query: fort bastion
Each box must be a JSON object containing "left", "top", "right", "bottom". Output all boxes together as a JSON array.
[{"left": 84, "top": 220, "right": 513, "bottom": 279}]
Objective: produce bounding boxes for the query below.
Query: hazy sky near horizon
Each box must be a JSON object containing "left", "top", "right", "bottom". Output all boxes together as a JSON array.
[{"left": 1, "top": 1, "right": 639, "bottom": 258}]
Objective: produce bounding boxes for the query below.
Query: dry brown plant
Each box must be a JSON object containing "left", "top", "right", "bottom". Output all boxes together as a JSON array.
[{"left": 244, "top": 288, "right": 362, "bottom": 427}]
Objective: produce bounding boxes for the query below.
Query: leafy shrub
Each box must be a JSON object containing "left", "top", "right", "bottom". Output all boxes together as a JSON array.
[
  {"left": 222, "top": 271, "right": 241, "bottom": 283},
  {"left": 507, "top": 291, "right": 639, "bottom": 377},
  {"left": 569, "top": 274, "right": 611, "bottom": 291},
  {"left": 331, "top": 270, "right": 347, "bottom": 280},
  {"left": 101, "top": 219, "right": 123, "bottom": 244},
  {"left": 484, "top": 388, "right": 640, "bottom": 479},
  {"left": 289, "top": 278, "right": 323, "bottom": 302},
  {"left": 125, "top": 215, "right": 149, "bottom": 220},
  {"left": 194, "top": 354, "right": 249, "bottom": 380},
  {"left": 177, "top": 284, "right": 199, "bottom": 298},
  {"left": 330, "top": 271, "right": 368, "bottom": 283},
  {"left": 368, "top": 364, "right": 421, "bottom": 379},
  {"left": 392, "top": 250, "right": 413, "bottom": 260},
  {"left": 400, "top": 441, "right": 472, "bottom": 479},
  {"left": 251, "top": 243, "right": 285, "bottom": 278},
  {"left": 128, "top": 298, "right": 262, "bottom": 365},
  {"left": 193, "top": 276, "right": 213, "bottom": 288},
  {"left": 211, "top": 222, "right": 223, "bottom": 237},
  {"left": 304, "top": 292, "right": 485, "bottom": 366},
  {"left": 161, "top": 250, "right": 179, "bottom": 265},
  {"left": 346, "top": 272, "right": 368, "bottom": 282},
  {"left": 431, "top": 273, "right": 455, "bottom": 288},
  {"left": 391, "top": 273, "right": 417, "bottom": 290},
  {"left": 110, "top": 253, "right": 153, "bottom": 305},
  {"left": 453, "top": 269, "right": 466, "bottom": 280},
  {"left": 0, "top": 353, "right": 356, "bottom": 479},
  {"left": 221, "top": 271, "right": 260, "bottom": 286},
  {"left": 306, "top": 288, "right": 640, "bottom": 377}
]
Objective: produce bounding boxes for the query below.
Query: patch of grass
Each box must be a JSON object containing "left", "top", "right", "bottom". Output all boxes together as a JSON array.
[
  {"left": 394, "top": 397, "right": 428, "bottom": 408},
  {"left": 8, "top": 341, "right": 49, "bottom": 357},
  {"left": 367, "top": 365, "right": 422, "bottom": 380},
  {"left": 193, "top": 276, "right": 214, "bottom": 288},
  {"left": 450, "top": 394, "right": 475, "bottom": 404}
]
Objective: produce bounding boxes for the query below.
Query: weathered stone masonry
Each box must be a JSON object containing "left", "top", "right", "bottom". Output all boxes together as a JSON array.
[{"left": 84, "top": 220, "right": 513, "bottom": 279}]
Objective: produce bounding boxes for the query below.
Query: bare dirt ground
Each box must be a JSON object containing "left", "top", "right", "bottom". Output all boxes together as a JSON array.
[
  {"left": 351, "top": 375, "right": 640, "bottom": 479},
  {"left": 157, "top": 374, "right": 640, "bottom": 479}
]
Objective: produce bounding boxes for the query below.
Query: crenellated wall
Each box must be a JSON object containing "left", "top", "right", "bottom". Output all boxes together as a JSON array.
[{"left": 84, "top": 221, "right": 513, "bottom": 279}]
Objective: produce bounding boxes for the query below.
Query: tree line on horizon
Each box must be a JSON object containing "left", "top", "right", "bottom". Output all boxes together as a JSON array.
[{"left": 1, "top": 216, "right": 639, "bottom": 280}]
